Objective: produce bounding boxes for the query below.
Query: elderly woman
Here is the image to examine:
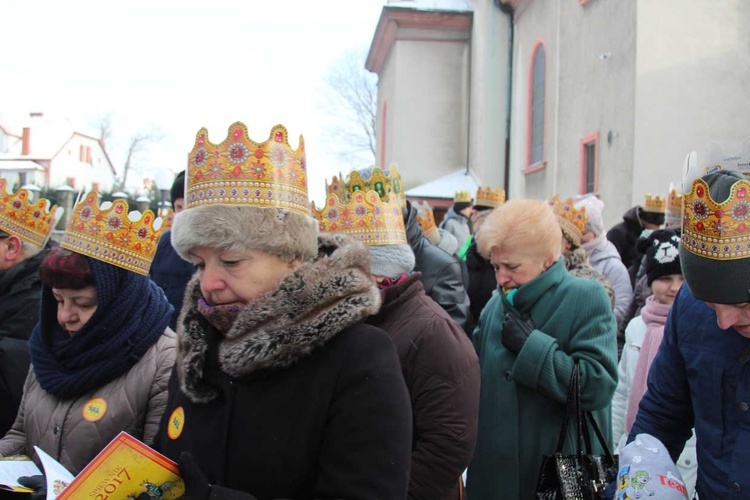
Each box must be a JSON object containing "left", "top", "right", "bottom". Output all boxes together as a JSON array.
[
  {"left": 0, "top": 196, "right": 175, "bottom": 489},
  {"left": 154, "top": 123, "right": 412, "bottom": 499},
  {"left": 467, "top": 199, "right": 618, "bottom": 499}
]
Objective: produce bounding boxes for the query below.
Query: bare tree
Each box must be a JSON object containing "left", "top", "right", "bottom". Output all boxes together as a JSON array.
[
  {"left": 95, "top": 113, "right": 113, "bottom": 150},
  {"left": 119, "top": 131, "right": 161, "bottom": 191},
  {"left": 320, "top": 49, "right": 378, "bottom": 166}
]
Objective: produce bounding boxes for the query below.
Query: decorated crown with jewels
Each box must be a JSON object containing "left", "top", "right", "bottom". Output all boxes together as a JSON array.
[
  {"left": 549, "top": 194, "right": 588, "bottom": 242},
  {"left": 186, "top": 122, "right": 309, "bottom": 216},
  {"left": 330, "top": 166, "right": 406, "bottom": 206},
  {"left": 60, "top": 192, "right": 164, "bottom": 275},
  {"left": 0, "top": 179, "right": 61, "bottom": 247},
  {"left": 475, "top": 186, "right": 506, "bottom": 208},
  {"left": 312, "top": 190, "right": 407, "bottom": 246},
  {"left": 644, "top": 193, "right": 667, "bottom": 214},
  {"left": 413, "top": 200, "right": 437, "bottom": 233},
  {"left": 158, "top": 207, "right": 174, "bottom": 231},
  {"left": 454, "top": 190, "right": 472, "bottom": 203}
]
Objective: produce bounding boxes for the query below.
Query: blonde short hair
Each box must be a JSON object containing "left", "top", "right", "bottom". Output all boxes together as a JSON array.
[{"left": 477, "top": 199, "right": 562, "bottom": 261}]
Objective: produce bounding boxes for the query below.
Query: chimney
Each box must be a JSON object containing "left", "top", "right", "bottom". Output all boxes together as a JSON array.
[
  {"left": 30, "top": 112, "right": 44, "bottom": 118},
  {"left": 22, "top": 127, "right": 30, "bottom": 156}
]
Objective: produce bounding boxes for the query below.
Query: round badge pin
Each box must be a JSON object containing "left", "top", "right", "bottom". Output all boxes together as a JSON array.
[
  {"left": 82, "top": 397, "right": 107, "bottom": 422},
  {"left": 168, "top": 406, "right": 185, "bottom": 440}
]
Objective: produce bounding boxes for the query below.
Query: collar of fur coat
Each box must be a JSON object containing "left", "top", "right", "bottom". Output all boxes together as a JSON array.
[
  {"left": 563, "top": 247, "right": 589, "bottom": 270},
  {"left": 177, "top": 233, "right": 382, "bottom": 404}
]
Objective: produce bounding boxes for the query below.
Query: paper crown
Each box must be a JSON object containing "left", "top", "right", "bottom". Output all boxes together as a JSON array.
[
  {"left": 549, "top": 195, "right": 588, "bottom": 243},
  {"left": 325, "top": 166, "right": 406, "bottom": 206},
  {"left": 186, "top": 122, "right": 309, "bottom": 216},
  {"left": 454, "top": 190, "right": 472, "bottom": 203},
  {"left": 413, "top": 200, "right": 437, "bottom": 233},
  {"left": 312, "top": 190, "right": 407, "bottom": 246},
  {"left": 475, "top": 186, "right": 506, "bottom": 208},
  {"left": 665, "top": 184, "right": 683, "bottom": 224},
  {"left": 60, "top": 192, "right": 164, "bottom": 275},
  {"left": 158, "top": 207, "right": 175, "bottom": 231},
  {"left": 643, "top": 193, "right": 667, "bottom": 214},
  {"left": 0, "top": 179, "right": 61, "bottom": 247}
]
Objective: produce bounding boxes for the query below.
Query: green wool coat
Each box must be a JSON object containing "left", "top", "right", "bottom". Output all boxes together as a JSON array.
[{"left": 467, "top": 258, "right": 618, "bottom": 499}]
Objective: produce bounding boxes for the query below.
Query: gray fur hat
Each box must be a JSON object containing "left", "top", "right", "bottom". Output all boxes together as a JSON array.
[
  {"left": 171, "top": 204, "right": 319, "bottom": 263},
  {"left": 368, "top": 244, "right": 416, "bottom": 278},
  {"left": 680, "top": 170, "right": 750, "bottom": 304}
]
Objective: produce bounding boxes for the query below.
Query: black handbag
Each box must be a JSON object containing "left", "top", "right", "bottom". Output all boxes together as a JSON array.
[{"left": 535, "top": 362, "right": 618, "bottom": 500}]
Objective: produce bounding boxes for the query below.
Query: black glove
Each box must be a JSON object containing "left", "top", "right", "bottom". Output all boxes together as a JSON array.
[
  {"left": 179, "top": 452, "right": 212, "bottom": 500},
  {"left": 18, "top": 475, "right": 46, "bottom": 500},
  {"left": 501, "top": 311, "right": 534, "bottom": 355}
]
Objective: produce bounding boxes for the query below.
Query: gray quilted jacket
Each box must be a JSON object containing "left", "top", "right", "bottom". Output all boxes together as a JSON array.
[{"left": 0, "top": 329, "right": 176, "bottom": 474}]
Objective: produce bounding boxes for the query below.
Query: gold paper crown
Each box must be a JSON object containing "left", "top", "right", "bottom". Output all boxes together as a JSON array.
[
  {"left": 60, "top": 192, "right": 164, "bottom": 275},
  {"left": 643, "top": 193, "right": 667, "bottom": 214},
  {"left": 475, "top": 186, "right": 506, "bottom": 208},
  {"left": 312, "top": 190, "right": 406, "bottom": 246},
  {"left": 549, "top": 195, "right": 588, "bottom": 243},
  {"left": 158, "top": 207, "right": 175, "bottom": 231},
  {"left": 186, "top": 122, "right": 309, "bottom": 216},
  {"left": 666, "top": 185, "right": 683, "bottom": 217},
  {"left": 454, "top": 190, "right": 472, "bottom": 203},
  {"left": 413, "top": 200, "right": 437, "bottom": 233},
  {"left": 681, "top": 176, "right": 750, "bottom": 260},
  {"left": 0, "top": 179, "right": 61, "bottom": 247},
  {"left": 329, "top": 166, "right": 406, "bottom": 206}
]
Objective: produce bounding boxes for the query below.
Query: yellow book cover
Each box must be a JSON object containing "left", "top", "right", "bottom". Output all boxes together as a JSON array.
[{"left": 58, "top": 431, "right": 184, "bottom": 499}]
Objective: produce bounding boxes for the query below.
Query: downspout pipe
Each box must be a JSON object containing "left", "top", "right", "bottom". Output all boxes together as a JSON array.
[{"left": 494, "top": 0, "right": 514, "bottom": 198}]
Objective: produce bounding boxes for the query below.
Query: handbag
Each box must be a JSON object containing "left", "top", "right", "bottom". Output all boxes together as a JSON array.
[{"left": 535, "top": 362, "right": 618, "bottom": 500}]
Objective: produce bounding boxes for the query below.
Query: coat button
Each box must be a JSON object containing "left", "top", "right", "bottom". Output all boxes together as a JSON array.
[
  {"left": 53, "top": 425, "right": 60, "bottom": 435},
  {"left": 737, "top": 402, "right": 749, "bottom": 412},
  {"left": 505, "top": 370, "right": 513, "bottom": 382},
  {"left": 733, "top": 482, "right": 741, "bottom": 493}
]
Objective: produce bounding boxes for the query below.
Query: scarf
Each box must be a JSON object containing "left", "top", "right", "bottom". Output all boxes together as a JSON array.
[
  {"left": 582, "top": 232, "right": 608, "bottom": 253},
  {"left": 625, "top": 296, "right": 671, "bottom": 432},
  {"left": 377, "top": 273, "right": 410, "bottom": 290},
  {"left": 29, "top": 257, "right": 173, "bottom": 399},
  {"left": 197, "top": 297, "right": 243, "bottom": 333}
]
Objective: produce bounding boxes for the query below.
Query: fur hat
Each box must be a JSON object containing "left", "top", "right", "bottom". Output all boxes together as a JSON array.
[
  {"left": 171, "top": 204, "right": 319, "bottom": 263},
  {"left": 637, "top": 229, "right": 682, "bottom": 286},
  {"left": 617, "top": 434, "right": 688, "bottom": 499},
  {"left": 368, "top": 244, "right": 415, "bottom": 278},
  {"left": 680, "top": 170, "right": 750, "bottom": 303},
  {"left": 170, "top": 170, "right": 186, "bottom": 204}
]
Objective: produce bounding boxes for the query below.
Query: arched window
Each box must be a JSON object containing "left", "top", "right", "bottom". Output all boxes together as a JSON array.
[{"left": 528, "top": 42, "right": 546, "bottom": 168}]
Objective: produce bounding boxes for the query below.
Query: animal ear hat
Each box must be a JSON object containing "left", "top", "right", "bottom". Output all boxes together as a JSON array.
[{"left": 617, "top": 434, "right": 689, "bottom": 500}]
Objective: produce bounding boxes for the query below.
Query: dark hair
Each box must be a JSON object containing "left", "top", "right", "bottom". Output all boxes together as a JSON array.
[
  {"left": 170, "top": 170, "right": 186, "bottom": 204},
  {"left": 39, "top": 247, "right": 93, "bottom": 290}
]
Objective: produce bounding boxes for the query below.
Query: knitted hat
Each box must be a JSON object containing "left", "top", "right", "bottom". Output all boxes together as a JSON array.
[
  {"left": 453, "top": 201, "right": 472, "bottom": 213},
  {"left": 616, "top": 434, "right": 688, "bottom": 499},
  {"left": 170, "top": 170, "right": 185, "bottom": 204},
  {"left": 680, "top": 170, "right": 750, "bottom": 303},
  {"left": 637, "top": 229, "right": 682, "bottom": 286},
  {"left": 368, "top": 244, "right": 416, "bottom": 278}
]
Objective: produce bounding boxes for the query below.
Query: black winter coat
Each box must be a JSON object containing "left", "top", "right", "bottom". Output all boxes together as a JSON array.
[
  {"left": 465, "top": 239, "right": 496, "bottom": 321},
  {"left": 403, "top": 203, "right": 473, "bottom": 333},
  {"left": 0, "top": 250, "right": 44, "bottom": 435},
  {"left": 156, "top": 235, "right": 412, "bottom": 500},
  {"left": 606, "top": 206, "right": 643, "bottom": 283},
  {"left": 150, "top": 231, "right": 195, "bottom": 330}
]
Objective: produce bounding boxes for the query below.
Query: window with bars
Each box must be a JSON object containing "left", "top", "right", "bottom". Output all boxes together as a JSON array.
[{"left": 529, "top": 44, "right": 546, "bottom": 167}]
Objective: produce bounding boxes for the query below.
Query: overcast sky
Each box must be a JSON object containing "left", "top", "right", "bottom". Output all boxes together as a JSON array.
[{"left": 0, "top": 0, "right": 384, "bottom": 203}]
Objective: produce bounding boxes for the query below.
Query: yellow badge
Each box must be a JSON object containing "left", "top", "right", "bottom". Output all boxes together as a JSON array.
[
  {"left": 168, "top": 406, "right": 185, "bottom": 440},
  {"left": 82, "top": 397, "right": 107, "bottom": 422}
]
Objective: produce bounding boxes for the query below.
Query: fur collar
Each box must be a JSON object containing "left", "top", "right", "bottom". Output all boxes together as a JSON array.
[
  {"left": 177, "top": 233, "right": 382, "bottom": 404},
  {"left": 563, "top": 247, "right": 589, "bottom": 270}
]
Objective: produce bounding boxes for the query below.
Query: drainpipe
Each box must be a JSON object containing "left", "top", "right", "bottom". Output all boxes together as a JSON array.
[{"left": 494, "top": 0, "right": 514, "bottom": 197}]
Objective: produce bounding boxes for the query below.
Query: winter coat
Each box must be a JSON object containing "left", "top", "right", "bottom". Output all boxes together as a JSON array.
[
  {"left": 150, "top": 231, "right": 196, "bottom": 331},
  {"left": 0, "top": 330, "right": 176, "bottom": 475},
  {"left": 630, "top": 285, "right": 750, "bottom": 498},
  {"left": 404, "top": 203, "right": 473, "bottom": 333},
  {"left": 606, "top": 206, "right": 643, "bottom": 279},
  {"left": 439, "top": 207, "right": 471, "bottom": 250},
  {"left": 0, "top": 250, "right": 45, "bottom": 436},
  {"left": 588, "top": 241, "right": 633, "bottom": 331},
  {"left": 465, "top": 239, "right": 496, "bottom": 321},
  {"left": 156, "top": 234, "right": 412, "bottom": 500},
  {"left": 367, "top": 274, "right": 480, "bottom": 500},
  {"left": 564, "top": 247, "right": 616, "bottom": 307},
  {"left": 612, "top": 306, "right": 697, "bottom": 497},
  {"left": 468, "top": 258, "right": 618, "bottom": 499}
]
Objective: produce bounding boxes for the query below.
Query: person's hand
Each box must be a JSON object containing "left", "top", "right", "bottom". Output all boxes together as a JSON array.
[
  {"left": 179, "top": 452, "right": 212, "bottom": 500},
  {"left": 18, "top": 475, "right": 46, "bottom": 500},
  {"left": 501, "top": 313, "right": 533, "bottom": 355}
]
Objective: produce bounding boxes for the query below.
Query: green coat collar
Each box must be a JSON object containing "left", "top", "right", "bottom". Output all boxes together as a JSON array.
[{"left": 501, "top": 258, "right": 566, "bottom": 313}]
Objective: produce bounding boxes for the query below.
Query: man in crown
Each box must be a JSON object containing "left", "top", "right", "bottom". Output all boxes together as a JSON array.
[
  {"left": 630, "top": 163, "right": 750, "bottom": 497},
  {"left": 440, "top": 190, "right": 473, "bottom": 250},
  {"left": 0, "top": 182, "right": 59, "bottom": 436}
]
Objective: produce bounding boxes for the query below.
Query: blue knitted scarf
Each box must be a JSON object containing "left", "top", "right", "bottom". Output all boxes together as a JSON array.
[{"left": 29, "top": 258, "right": 173, "bottom": 399}]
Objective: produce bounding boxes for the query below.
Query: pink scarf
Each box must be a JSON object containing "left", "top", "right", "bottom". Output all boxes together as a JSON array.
[{"left": 625, "top": 296, "right": 672, "bottom": 432}]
